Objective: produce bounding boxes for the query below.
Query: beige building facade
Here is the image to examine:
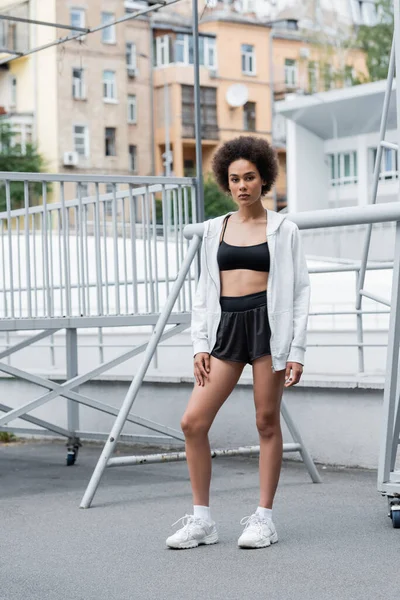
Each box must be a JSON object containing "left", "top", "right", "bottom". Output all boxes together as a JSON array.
[{"left": 0, "top": 0, "right": 368, "bottom": 210}]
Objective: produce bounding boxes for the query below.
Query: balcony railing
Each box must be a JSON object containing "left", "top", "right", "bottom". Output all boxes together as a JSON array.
[{"left": 182, "top": 124, "right": 219, "bottom": 140}]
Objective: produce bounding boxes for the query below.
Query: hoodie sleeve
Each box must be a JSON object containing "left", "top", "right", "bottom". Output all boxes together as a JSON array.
[
  {"left": 287, "top": 225, "right": 310, "bottom": 366},
  {"left": 191, "top": 234, "right": 210, "bottom": 356}
]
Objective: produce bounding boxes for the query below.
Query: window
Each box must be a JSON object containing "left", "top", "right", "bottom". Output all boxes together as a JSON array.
[
  {"left": 153, "top": 34, "right": 217, "bottom": 69},
  {"left": 154, "top": 35, "right": 171, "bottom": 66},
  {"left": 328, "top": 152, "right": 358, "bottom": 186},
  {"left": 181, "top": 85, "right": 218, "bottom": 139},
  {"left": 243, "top": 101, "right": 256, "bottom": 132},
  {"left": 73, "top": 125, "right": 88, "bottom": 157},
  {"left": 126, "top": 42, "right": 137, "bottom": 69},
  {"left": 10, "top": 75, "right": 17, "bottom": 107},
  {"left": 103, "top": 70, "right": 116, "bottom": 100},
  {"left": 101, "top": 12, "right": 116, "bottom": 44},
  {"left": 105, "top": 127, "right": 116, "bottom": 156},
  {"left": 308, "top": 61, "right": 318, "bottom": 93},
  {"left": 241, "top": 44, "right": 255, "bottom": 75},
  {"left": 284, "top": 59, "right": 297, "bottom": 88},
  {"left": 72, "top": 68, "right": 85, "bottom": 99},
  {"left": 129, "top": 145, "right": 137, "bottom": 172},
  {"left": 371, "top": 147, "right": 398, "bottom": 180},
  {"left": 205, "top": 37, "right": 217, "bottom": 69},
  {"left": 70, "top": 8, "right": 85, "bottom": 34},
  {"left": 127, "top": 95, "right": 137, "bottom": 124}
]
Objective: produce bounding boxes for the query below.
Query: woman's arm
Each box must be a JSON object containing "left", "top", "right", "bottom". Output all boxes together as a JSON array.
[
  {"left": 191, "top": 236, "right": 210, "bottom": 356},
  {"left": 287, "top": 225, "right": 310, "bottom": 366}
]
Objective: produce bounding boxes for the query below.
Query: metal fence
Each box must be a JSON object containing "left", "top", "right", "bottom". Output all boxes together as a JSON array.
[
  {"left": 0, "top": 173, "right": 198, "bottom": 321},
  {"left": 0, "top": 171, "right": 395, "bottom": 375}
]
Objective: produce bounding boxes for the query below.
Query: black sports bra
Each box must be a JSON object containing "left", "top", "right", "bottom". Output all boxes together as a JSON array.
[{"left": 217, "top": 215, "right": 270, "bottom": 273}]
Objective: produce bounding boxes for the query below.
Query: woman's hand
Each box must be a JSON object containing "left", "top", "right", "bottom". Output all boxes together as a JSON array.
[
  {"left": 284, "top": 362, "right": 303, "bottom": 387},
  {"left": 194, "top": 352, "right": 210, "bottom": 387}
]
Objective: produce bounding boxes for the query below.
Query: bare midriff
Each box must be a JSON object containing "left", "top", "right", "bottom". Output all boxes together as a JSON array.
[{"left": 220, "top": 270, "right": 269, "bottom": 297}]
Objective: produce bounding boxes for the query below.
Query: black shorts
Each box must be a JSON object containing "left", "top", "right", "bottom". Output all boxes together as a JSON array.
[{"left": 211, "top": 290, "right": 271, "bottom": 365}]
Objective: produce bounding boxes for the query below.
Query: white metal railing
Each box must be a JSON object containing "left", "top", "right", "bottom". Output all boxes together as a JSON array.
[
  {"left": 0, "top": 170, "right": 394, "bottom": 375},
  {"left": 0, "top": 173, "right": 198, "bottom": 320}
]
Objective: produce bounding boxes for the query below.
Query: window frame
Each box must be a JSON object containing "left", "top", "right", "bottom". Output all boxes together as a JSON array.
[
  {"left": 103, "top": 70, "right": 117, "bottom": 102},
  {"left": 105, "top": 127, "right": 117, "bottom": 157},
  {"left": 70, "top": 7, "right": 85, "bottom": 30},
  {"left": 243, "top": 101, "right": 256, "bottom": 132},
  {"left": 73, "top": 124, "right": 89, "bottom": 158},
  {"left": 241, "top": 44, "right": 256, "bottom": 76},
  {"left": 328, "top": 151, "right": 358, "bottom": 186},
  {"left": 101, "top": 12, "right": 116, "bottom": 44},
  {"left": 129, "top": 144, "right": 138, "bottom": 173},
  {"left": 284, "top": 58, "right": 297, "bottom": 88},
  {"left": 370, "top": 146, "right": 399, "bottom": 181},
  {"left": 72, "top": 67, "right": 85, "bottom": 100},
  {"left": 127, "top": 94, "right": 137, "bottom": 124},
  {"left": 155, "top": 35, "right": 170, "bottom": 66},
  {"left": 126, "top": 42, "right": 137, "bottom": 69}
]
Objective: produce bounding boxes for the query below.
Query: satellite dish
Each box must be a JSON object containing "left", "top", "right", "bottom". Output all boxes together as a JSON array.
[{"left": 226, "top": 84, "right": 249, "bottom": 108}]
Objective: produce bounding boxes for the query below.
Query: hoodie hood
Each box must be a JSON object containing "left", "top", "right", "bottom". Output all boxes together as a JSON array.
[{"left": 205, "top": 208, "right": 287, "bottom": 238}]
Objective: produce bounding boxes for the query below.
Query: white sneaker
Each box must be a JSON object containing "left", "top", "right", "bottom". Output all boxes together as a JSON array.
[
  {"left": 238, "top": 513, "right": 278, "bottom": 549},
  {"left": 166, "top": 514, "right": 219, "bottom": 549}
]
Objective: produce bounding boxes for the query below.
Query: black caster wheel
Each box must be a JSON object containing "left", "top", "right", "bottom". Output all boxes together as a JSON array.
[
  {"left": 66, "top": 450, "right": 76, "bottom": 466},
  {"left": 391, "top": 508, "right": 400, "bottom": 529}
]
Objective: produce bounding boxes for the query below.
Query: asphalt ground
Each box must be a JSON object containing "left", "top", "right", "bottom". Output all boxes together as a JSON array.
[{"left": 0, "top": 440, "right": 398, "bottom": 600}]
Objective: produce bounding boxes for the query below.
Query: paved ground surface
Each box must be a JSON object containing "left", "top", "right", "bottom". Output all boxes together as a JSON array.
[{"left": 0, "top": 440, "right": 398, "bottom": 600}]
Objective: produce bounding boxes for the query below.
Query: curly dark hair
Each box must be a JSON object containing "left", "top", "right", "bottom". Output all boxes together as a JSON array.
[{"left": 211, "top": 136, "right": 278, "bottom": 196}]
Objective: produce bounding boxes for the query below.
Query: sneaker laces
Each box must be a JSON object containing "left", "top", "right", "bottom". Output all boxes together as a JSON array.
[
  {"left": 171, "top": 514, "right": 203, "bottom": 531},
  {"left": 240, "top": 513, "right": 267, "bottom": 532}
]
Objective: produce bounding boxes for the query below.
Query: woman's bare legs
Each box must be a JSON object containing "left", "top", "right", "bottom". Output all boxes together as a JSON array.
[
  {"left": 252, "top": 354, "right": 286, "bottom": 508},
  {"left": 181, "top": 355, "right": 245, "bottom": 507}
]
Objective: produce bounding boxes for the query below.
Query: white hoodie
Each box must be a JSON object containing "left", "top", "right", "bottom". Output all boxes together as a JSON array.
[{"left": 191, "top": 209, "right": 311, "bottom": 372}]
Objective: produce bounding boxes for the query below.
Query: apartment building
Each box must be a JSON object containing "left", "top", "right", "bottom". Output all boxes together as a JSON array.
[
  {"left": 0, "top": 0, "right": 153, "bottom": 203},
  {"left": 0, "top": 0, "right": 370, "bottom": 210}
]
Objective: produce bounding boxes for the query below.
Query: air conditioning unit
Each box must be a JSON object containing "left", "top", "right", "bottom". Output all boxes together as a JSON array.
[
  {"left": 209, "top": 68, "right": 218, "bottom": 79},
  {"left": 127, "top": 66, "right": 137, "bottom": 78},
  {"left": 299, "top": 47, "right": 310, "bottom": 59},
  {"left": 63, "top": 151, "right": 79, "bottom": 167}
]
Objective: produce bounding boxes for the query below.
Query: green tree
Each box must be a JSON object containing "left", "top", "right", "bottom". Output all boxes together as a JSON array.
[
  {"left": 356, "top": 0, "right": 393, "bottom": 82},
  {"left": 203, "top": 173, "right": 236, "bottom": 219},
  {"left": 0, "top": 123, "right": 48, "bottom": 212},
  {"left": 155, "top": 173, "right": 236, "bottom": 224}
]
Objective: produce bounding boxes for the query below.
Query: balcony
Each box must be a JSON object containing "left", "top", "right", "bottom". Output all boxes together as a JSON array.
[{"left": 182, "top": 124, "right": 219, "bottom": 140}]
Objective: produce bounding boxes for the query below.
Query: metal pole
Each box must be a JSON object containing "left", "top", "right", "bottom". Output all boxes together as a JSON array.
[
  {"left": 80, "top": 235, "right": 201, "bottom": 508},
  {"left": 164, "top": 81, "right": 171, "bottom": 177},
  {"left": 269, "top": 28, "right": 278, "bottom": 212},
  {"left": 66, "top": 329, "right": 79, "bottom": 433},
  {"left": 149, "top": 30, "right": 156, "bottom": 176},
  {"left": 192, "top": 0, "right": 204, "bottom": 223}
]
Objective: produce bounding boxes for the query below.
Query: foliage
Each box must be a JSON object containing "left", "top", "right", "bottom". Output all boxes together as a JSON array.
[
  {"left": 356, "top": 0, "right": 394, "bottom": 82},
  {"left": 154, "top": 173, "right": 236, "bottom": 224},
  {"left": 0, "top": 432, "right": 17, "bottom": 443},
  {"left": 0, "top": 123, "right": 49, "bottom": 212},
  {"left": 203, "top": 173, "right": 236, "bottom": 219}
]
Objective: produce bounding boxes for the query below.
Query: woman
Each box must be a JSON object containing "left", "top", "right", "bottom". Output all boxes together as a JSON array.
[{"left": 166, "top": 136, "right": 310, "bottom": 550}]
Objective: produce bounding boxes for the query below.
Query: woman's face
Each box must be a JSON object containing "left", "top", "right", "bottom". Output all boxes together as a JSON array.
[{"left": 227, "top": 159, "right": 265, "bottom": 206}]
